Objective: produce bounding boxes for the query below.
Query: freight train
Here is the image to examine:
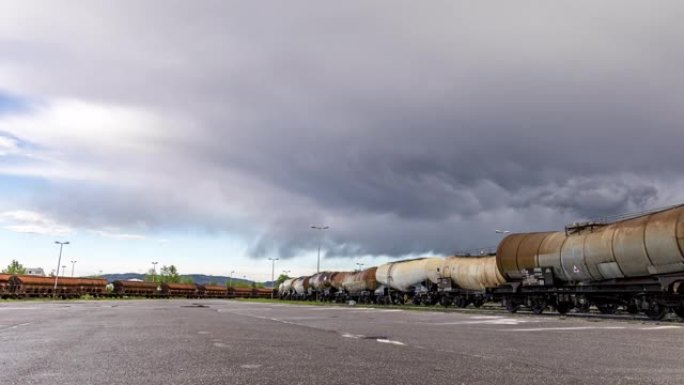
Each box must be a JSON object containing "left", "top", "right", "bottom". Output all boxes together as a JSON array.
[
  {"left": 279, "top": 205, "right": 684, "bottom": 321},
  {"left": 0, "top": 275, "right": 274, "bottom": 300}
]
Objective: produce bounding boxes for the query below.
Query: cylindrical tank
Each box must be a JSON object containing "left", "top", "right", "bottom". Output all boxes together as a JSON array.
[
  {"left": 496, "top": 205, "right": 684, "bottom": 282},
  {"left": 330, "top": 272, "right": 351, "bottom": 290},
  {"left": 342, "top": 267, "right": 378, "bottom": 294},
  {"left": 309, "top": 272, "right": 334, "bottom": 291},
  {"left": 279, "top": 278, "right": 295, "bottom": 294},
  {"left": 375, "top": 257, "right": 444, "bottom": 292},
  {"left": 441, "top": 256, "right": 505, "bottom": 290},
  {"left": 292, "top": 276, "right": 310, "bottom": 295}
]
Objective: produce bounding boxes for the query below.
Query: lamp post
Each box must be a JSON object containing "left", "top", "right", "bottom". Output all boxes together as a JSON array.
[
  {"left": 53, "top": 241, "right": 69, "bottom": 299},
  {"left": 229, "top": 270, "right": 235, "bottom": 288},
  {"left": 61, "top": 265, "right": 66, "bottom": 277},
  {"left": 152, "top": 261, "right": 158, "bottom": 282},
  {"left": 495, "top": 229, "right": 511, "bottom": 234},
  {"left": 311, "top": 225, "right": 329, "bottom": 273},
  {"left": 268, "top": 258, "right": 279, "bottom": 299},
  {"left": 70, "top": 260, "right": 77, "bottom": 277},
  {"left": 356, "top": 262, "right": 364, "bottom": 272}
]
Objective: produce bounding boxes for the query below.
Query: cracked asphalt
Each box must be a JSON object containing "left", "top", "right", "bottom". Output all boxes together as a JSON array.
[{"left": 1, "top": 299, "right": 682, "bottom": 385}]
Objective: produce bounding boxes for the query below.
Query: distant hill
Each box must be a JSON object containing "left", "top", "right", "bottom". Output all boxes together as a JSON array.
[{"left": 100, "top": 273, "right": 273, "bottom": 287}]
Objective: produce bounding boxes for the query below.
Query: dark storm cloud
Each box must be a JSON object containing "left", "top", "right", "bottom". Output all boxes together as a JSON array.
[{"left": 2, "top": 1, "right": 684, "bottom": 258}]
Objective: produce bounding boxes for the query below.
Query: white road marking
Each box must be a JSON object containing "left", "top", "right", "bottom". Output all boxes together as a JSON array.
[
  {"left": 507, "top": 326, "right": 627, "bottom": 332},
  {"left": 240, "top": 364, "right": 262, "bottom": 369},
  {"left": 376, "top": 338, "right": 406, "bottom": 346},
  {"left": 638, "top": 325, "right": 682, "bottom": 330},
  {"left": 341, "top": 333, "right": 363, "bottom": 339}
]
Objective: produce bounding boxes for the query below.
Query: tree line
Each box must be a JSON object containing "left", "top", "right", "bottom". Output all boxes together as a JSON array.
[{"left": 4, "top": 260, "right": 289, "bottom": 289}]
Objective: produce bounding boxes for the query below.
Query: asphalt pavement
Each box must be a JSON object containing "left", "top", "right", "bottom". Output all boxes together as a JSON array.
[{"left": 1, "top": 299, "right": 682, "bottom": 385}]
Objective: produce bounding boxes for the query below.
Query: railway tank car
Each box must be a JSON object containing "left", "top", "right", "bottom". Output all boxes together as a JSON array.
[
  {"left": 339, "top": 267, "right": 378, "bottom": 303},
  {"left": 375, "top": 257, "right": 442, "bottom": 304},
  {"left": 435, "top": 255, "right": 505, "bottom": 308},
  {"left": 495, "top": 205, "right": 684, "bottom": 319}
]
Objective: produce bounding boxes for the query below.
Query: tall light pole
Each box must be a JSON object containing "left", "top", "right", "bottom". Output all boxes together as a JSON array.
[
  {"left": 282, "top": 269, "right": 291, "bottom": 276},
  {"left": 70, "top": 260, "right": 77, "bottom": 277},
  {"left": 53, "top": 241, "right": 69, "bottom": 299},
  {"left": 152, "top": 261, "right": 158, "bottom": 282},
  {"left": 268, "top": 258, "right": 279, "bottom": 299},
  {"left": 356, "top": 262, "right": 364, "bottom": 272},
  {"left": 61, "top": 265, "right": 66, "bottom": 277},
  {"left": 229, "top": 270, "right": 235, "bottom": 288},
  {"left": 495, "top": 229, "right": 511, "bottom": 234},
  {"left": 311, "top": 225, "right": 329, "bottom": 273}
]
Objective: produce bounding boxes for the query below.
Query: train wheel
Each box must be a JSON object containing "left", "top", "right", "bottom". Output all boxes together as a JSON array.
[
  {"left": 625, "top": 304, "right": 639, "bottom": 315},
  {"left": 454, "top": 297, "right": 468, "bottom": 308},
  {"left": 439, "top": 296, "right": 452, "bottom": 307},
  {"left": 576, "top": 302, "right": 591, "bottom": 313},
  {"left": 472, "top": 298, "right": 484, "bottom": 308},
  {"left": 644, "top": 303, "right": 668, "bottom": 321},
  {"left": 505, "top": 300, "right": 519, "bottom": 313},
  {"left": 530, "top": 298, "right": 547, "bottom": 315},
  {"left": 597, "top": 304, "right": 618, "bottom": 314},
  {"left": 674, "top": 305, "right": 684, "bottom": 320},
  {"left": 412, "top": 296, "right": 421, "bottom": 305},
  {"left": 555, "top": 302, "right": 572, "bottom": 315}
]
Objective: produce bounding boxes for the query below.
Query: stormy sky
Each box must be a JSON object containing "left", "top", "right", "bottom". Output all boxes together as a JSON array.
[{"left": 1, "top": 1, "right": 683, "bottom": 276}]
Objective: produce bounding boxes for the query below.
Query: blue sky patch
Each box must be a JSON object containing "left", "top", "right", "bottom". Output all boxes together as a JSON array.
[{"left": 0, "top": 91, "right": 31, "bottom": 116}]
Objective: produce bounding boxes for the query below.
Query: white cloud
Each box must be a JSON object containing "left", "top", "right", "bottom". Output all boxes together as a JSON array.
[
  {"left": 0, "top": 210, "right": 72, "bottom": 235},
  {"left": 0, "top": 136, "right": 18, "bottom": 156},
  {"left": 90, "top": 229, "right": 146, "bottom": 241}
]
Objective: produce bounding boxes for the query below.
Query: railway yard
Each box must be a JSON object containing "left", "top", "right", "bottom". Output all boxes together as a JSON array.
[{"left": 0, "top": 299, "right": 682, "bottom": 385}]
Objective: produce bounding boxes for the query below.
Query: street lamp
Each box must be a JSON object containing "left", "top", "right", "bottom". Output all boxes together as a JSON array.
[
  {"left": 61, "top": 265, "right": 66, "bottom": 277},
  {"left": 152, "top": 261, "right": 158, "bottom": 281},
  {"left": 70, "top": 260, "right": 77, "bottom": 277},
  {"left": 268, "top": 258, "right": 279, "bottom": 299},
  {"left": 311, "top": 225, "right": 329, "bottom": 273},
  {"left": 356, "top": 262, "right": 364, "bottom": 272},
  {"left": 282, "top": 269, "right": 291, "bottom": 275},
  {"left": 53, "top": 241, "right": 70, "bottom": 299},
  {"left": 229, "top": 270, "right": 235, "bottom": 288},
  {"left": 495, "top": 229, "right": 511, "bottom": 234}
]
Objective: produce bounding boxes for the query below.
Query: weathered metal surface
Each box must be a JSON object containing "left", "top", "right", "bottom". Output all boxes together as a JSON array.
[
  {"left": 330, "top": 272, "right": 351, "bottom": 290},
  {"left": 375, "top": 257, "right": 444, "bottom": 292},
  {"left": 497, "top": 232, "right": 554, "bottom": 279},
  {"left": 497, "top": 205, "right": 684, "bottom": 282},
  {"left": 279, "top": 278, "right": 295, "bottom": 294},
  {"left": 292, "top": 277, "right": 308, "bottom": 295},
  {"left": 0, "top": 274, "right": 12, "bottom": 295},
  {"left": 112, "top": 280, "right": 158, "bottom": 295},
  {"left": 10, "top": 275, "right": 108, "bottom": 296},
  {"left": 440, "top": 255, "right": 504, "bottom": 290},
  {"left": 342, "top": 267, "right": 378, "bottom": 293},
  {"left": 201, "top": 284, "right": 227, "bottom": 293},
  {"left": 309, "top": 272, "right": 334, "bottom": 291},
  {"left": 161, "top": 283, "right": 199, "bottom": 296}
]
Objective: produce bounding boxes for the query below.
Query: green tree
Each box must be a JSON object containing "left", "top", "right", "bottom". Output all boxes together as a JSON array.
[
  {"left": 3, "top": 260, "right": 27, "bottom": 274},
  {"left": 144, "top": 265, "right": 182, "bottom": 284},
  {"left": 274, "top": 273, "right": 290, "bottom": 288}
]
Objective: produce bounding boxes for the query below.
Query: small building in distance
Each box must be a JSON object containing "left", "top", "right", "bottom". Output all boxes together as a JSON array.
[{"left": 25, "top": 267, "right": 46, "bottom": 276}]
